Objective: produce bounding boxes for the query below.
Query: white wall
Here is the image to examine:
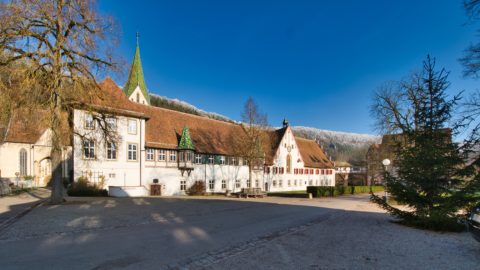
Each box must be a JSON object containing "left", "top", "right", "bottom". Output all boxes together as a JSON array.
[
  {"left": 128, "top": 86, "right": 149, "bottom": 105},
  {"left": 73, "top": 109, "right": 145, "bottom": 188},
  {"left": 264, "top": 127, "right": 336, "bottom": 192},
  {"left": 0, "top": 129, "right": 71, "bottom": 186}
]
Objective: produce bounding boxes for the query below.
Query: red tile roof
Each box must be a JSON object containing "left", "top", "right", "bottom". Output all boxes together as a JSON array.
[{"left": 3, "top": 77, "right": 334, "bottom": 169}]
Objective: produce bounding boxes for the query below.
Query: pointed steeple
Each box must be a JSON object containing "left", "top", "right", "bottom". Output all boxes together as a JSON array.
[
  {"left": 178, "top": 126, "right": 195, "bottom": 150},
  {"left": 124, "top": 33, "right": 150, "bottom": 104}
]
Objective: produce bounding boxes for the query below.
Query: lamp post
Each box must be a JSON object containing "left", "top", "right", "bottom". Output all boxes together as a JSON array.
[{"left": 382, "top": 159, "right": 390, "bottom": 202}]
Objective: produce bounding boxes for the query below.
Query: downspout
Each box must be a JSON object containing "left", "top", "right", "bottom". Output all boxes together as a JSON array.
[
  {"left": 139, "top": 119, "right": 143, "bottom": 187},
  {"left": 30, "top": 145, "right": 34, "bottom": 176}
]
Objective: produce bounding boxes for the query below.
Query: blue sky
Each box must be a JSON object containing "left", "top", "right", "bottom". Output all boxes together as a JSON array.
[{"left": 99, "top": 0, "right": 479, "bottom": 135}]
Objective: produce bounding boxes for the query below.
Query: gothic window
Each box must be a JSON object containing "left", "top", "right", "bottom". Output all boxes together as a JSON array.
[
  {"left": 286, "top": 154, "right": 292, "bottom": 174},
  {"left": 19, "top": 148, "right": 27, "bottom": 176}
]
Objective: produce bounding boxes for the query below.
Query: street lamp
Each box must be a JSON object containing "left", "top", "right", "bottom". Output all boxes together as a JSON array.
[{"left": 382, "top": 159, "right": 390, "bottom": 202}]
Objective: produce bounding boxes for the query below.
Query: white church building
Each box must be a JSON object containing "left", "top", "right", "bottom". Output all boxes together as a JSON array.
[{"left": 0, "top": 42, "right": 335, "bottom": 196}]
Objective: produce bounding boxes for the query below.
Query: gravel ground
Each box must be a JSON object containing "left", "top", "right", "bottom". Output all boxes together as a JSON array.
[
  {"left": 0, "top": 194, "right": 478, "bottom": 270},
  {"left": 209, "top": 207, "right": 479, "bottom": 270}
]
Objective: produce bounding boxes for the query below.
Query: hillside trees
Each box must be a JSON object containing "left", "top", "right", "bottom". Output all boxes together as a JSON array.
[
  {"left": 370, "top": 56, "right": 480, "bottom": 231},
  {"left": 0, "top": 0, "right": 119, "bottom": 203}
]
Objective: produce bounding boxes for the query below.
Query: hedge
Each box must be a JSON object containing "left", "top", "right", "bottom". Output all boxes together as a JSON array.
[
  {"left": 306, "top": 185, "right": 384, "bottom": 198},
  {"left": 67, "top": 177, "right": 108, "bottom": 197}
]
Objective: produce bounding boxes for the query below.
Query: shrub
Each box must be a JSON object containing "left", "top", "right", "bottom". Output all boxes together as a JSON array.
[
  {"left": 186, "top": 181, "right": 206, "bottom": 196},
  {"left": 307, "top": 185, "right": 384, "bottom": 198},
  {"left": 67, "top": 176, "right": 108, "bottom": 197}
]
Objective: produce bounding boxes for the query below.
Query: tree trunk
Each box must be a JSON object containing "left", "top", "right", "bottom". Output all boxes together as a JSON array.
[
  {"left": 248, "top": 164, "right": 252, "bottom": 189},
  {"left": 50, "top": 94, "right": 64, "bottom": 204}
]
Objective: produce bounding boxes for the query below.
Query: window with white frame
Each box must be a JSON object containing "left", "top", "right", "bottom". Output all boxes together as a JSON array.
[
  {"left": 279, "top": 180, "right": 283, "bottom": 187},
  {"left": 84, "top": 113, "right": 95, "bottom": 129},
  {"left": 209, "top": 179, "right": 215, "bottom": 190},
  {"left": 169, "top": 150, "right": 177, "bottom": 162},
  {"left": 221, "top": 180, "right": 226, "bottom": 190},
  {"left": 186, "top": 151, "right": 193, "bottom": 162},
  {"left": 247, "top": 179, "right": 251, "bottom": 188},
  {"left": 128, "top": 119, "right": 137, "bottom": 134},
  {"left": 220, "top": 156, "right": 225, "bottom": 165},
  {"left": 106, "top": 142, "right": 117, "bottom": 160},
  {"left": 83, "top": 140, "right": 95, "bottom": 159},
  {"left": 208, "top": 155, "right": 214, "bottom": 164},
  {"left": 158, "top": 149, "right": 166, "bottom": 161},
  {"left": 127, "top": 143, "right": 138, "bottom": 161},
  {"left": 288, "top": 180, "right": 291, "bottom": 187},
  {"left": 106, "top": 117, "right": 117, "bottom": 130},
  {"left": 273, "top": 180, "right": 277, "bottom": 187},
  {"left": 146, "top": 148, "right": 154, "bottom": 161},
  {"left": 195, "top": 154, "right": 202, "bottom": 164},
  {"left": 235, "top": 179, "right": 241, "bottom": 188},
  {"left": 180, "top": 180, "right": 186, "bottom": 191}
]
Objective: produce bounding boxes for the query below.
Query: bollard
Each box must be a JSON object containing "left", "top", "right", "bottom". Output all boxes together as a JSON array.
[{"left": 308, "top": 193, "right": 313, "bottom": 199}]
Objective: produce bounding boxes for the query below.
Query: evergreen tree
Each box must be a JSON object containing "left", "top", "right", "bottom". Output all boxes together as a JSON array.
[{"left": 371, "top": 56, "right": 480, "bottom": 231}]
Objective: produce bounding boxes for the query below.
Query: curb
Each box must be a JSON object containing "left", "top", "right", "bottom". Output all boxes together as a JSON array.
[{"left": 0, "top": 198, "right": 47, "bottom": 232}]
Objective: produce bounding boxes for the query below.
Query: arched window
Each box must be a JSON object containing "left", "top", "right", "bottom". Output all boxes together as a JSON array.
[
  {"left": 286, "top": 154, "right": 292, "bottom": 174},
  {"left": 136, "top": 92, "right": 140, "bottom": 103},
  {"left": 19, "top": 148, "right": 27, "bottom": 176}
]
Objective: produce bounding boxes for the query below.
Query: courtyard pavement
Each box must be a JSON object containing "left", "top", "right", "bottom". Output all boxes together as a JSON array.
[
  {"left": 0, "top": 194, "right": 478, "bottom": 270},
  {"left": 0, "top": 188, "right": 50, "bottom": 229}
]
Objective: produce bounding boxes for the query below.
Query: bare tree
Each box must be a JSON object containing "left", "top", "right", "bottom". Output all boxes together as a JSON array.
[
  {"left": 461, "top": 0, "right": 480, "bottom": 77},
  {"left": 233, "top": 97, "right": 268, "bottom": 190},
  {"left": 0, "top": 0, "right": 119, "bottom": 204}
]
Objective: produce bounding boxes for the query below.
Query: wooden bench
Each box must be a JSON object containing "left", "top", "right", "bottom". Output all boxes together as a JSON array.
[{"left": 238, "top": 188, "right": 266, "bottom": 198}]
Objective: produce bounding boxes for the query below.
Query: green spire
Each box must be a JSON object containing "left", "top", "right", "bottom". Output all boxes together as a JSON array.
[
  {"left": 123, "top": 33, "right": 150, "bottom": 104},
  {"left": 178, "top": 126, "right": 195, "bottom": 150}
]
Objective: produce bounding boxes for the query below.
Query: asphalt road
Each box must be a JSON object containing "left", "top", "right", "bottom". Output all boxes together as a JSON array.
[{"left": 0, "top": 195, "right": 478, "bottom": 270}]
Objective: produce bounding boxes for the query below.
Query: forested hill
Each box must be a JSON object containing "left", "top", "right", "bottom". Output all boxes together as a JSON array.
[
  {"left": 291, "top": 126, "right": 380, "bottom": 165},
  {"left": 149, "top": 94, "right": 380, "bottom": 164},
  {"left": 150, "top": 94, "right": 234, "bottom": 123}
]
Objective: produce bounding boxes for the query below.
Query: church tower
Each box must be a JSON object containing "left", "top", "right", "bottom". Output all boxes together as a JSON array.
[{"left": 123, "top": 33, "right": 150, "bottom": 105}]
